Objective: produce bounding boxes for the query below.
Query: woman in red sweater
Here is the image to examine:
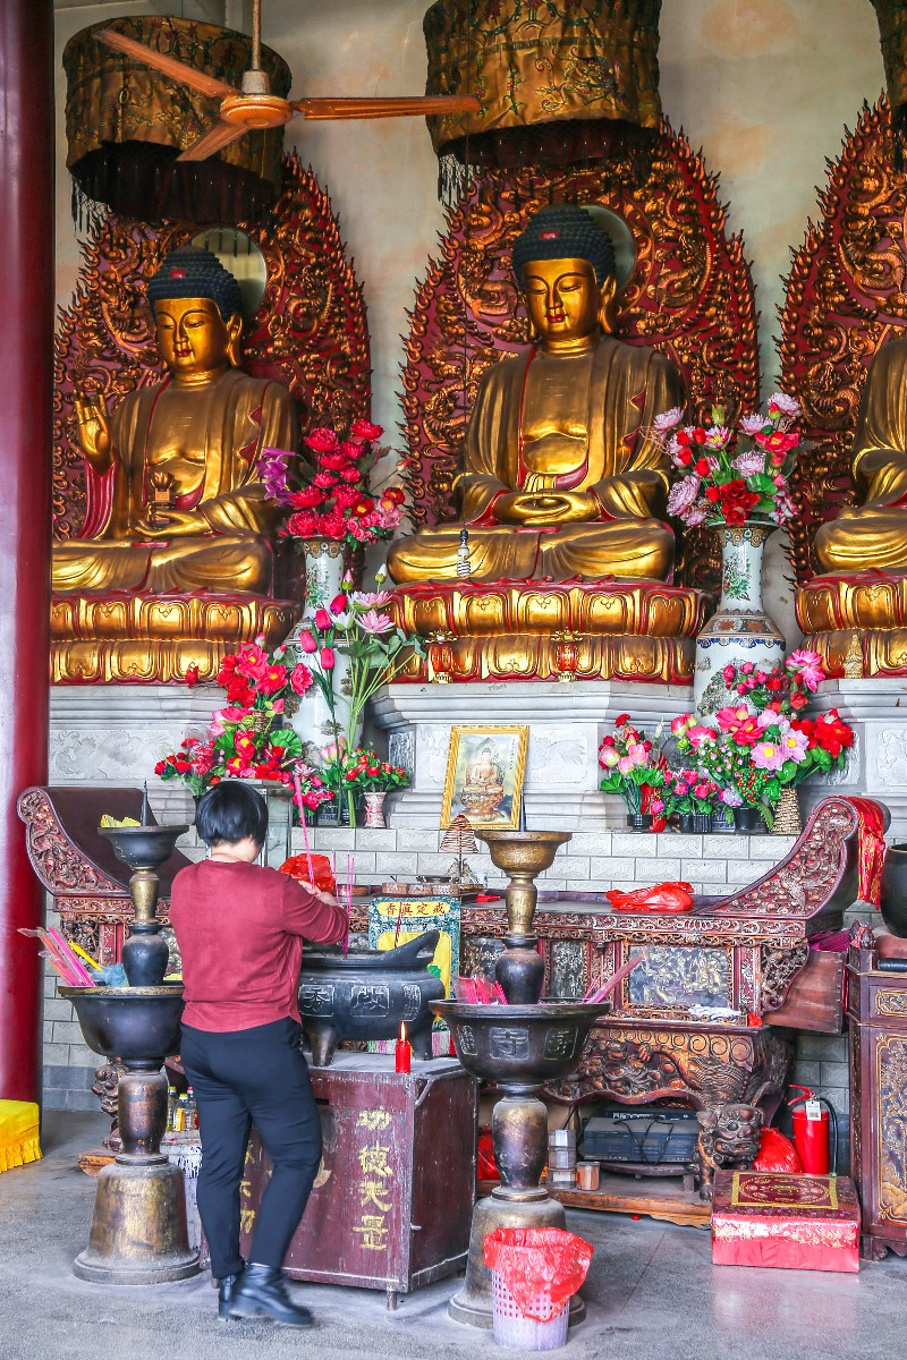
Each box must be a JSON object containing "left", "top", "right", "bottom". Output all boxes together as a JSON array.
[{"left": 170, "top": 781, "right": 347, "bottom": 1327}]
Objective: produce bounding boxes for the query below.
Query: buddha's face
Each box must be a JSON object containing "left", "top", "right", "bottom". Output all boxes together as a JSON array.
[
  {"left": 154, "top": 297, "right": 242, "bottom": 377},
  {"left": 521, "top": 258, "right": 615, "bottom": 347}
]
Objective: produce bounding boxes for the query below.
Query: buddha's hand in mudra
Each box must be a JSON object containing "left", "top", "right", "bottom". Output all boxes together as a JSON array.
[
  {"left": 73, "top": 393, "right": 113, "bottom": 471},
  {"left": 134, "top": 509, "right": 202, "bottom": 539},
  {"left": 494, "top": 490, "right": 600, "bottom": 526}
]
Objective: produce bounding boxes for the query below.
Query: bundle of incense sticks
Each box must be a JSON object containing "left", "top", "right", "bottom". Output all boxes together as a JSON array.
[
  {"left": 453, "top": 976, "right": 508, "bottom": 1005},
  {"left": 19, "top": 927, "right": 96, "bottom": 987},
  {"left": 582, "top": 956, "right": 641, "bottom": 1004},
  {"left": 343, "top": 853, "right": 353, "bottom": 957},
  {"left": 295, "top": 773, "right": 315, "bottom": 883}
]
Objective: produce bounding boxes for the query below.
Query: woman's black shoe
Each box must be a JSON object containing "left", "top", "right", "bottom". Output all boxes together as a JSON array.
[
  {"left": 230, "top": 1263, "right": 314, "bottom": 1327},
  {"left": 217, "top": 1265, "right": 245, "bottom": 1321}
]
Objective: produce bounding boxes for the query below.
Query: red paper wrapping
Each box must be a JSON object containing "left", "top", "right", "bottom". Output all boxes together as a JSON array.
[
  {"left": 711, "top": 1171, "right": 860, "bottom": 1273},
  {"left": 605, "top": 882, "right": 694, "bottom": 913},
  {"left": 280, "top": 853, "right": 336, "bottom": 895},
  {"left": 483, "top": 1227, "right": 593, "bottom": 1321},
  {"left": 843, "top": 797, "right": 886, "bottom": 908}
]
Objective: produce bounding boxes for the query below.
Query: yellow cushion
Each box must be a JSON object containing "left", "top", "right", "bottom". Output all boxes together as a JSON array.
[{"left": 0, "top": 1100, "right": 41, "bottom": 1173}]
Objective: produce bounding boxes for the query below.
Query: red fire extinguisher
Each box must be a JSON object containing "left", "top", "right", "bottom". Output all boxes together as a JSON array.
[{"left": 787, "top": 1085, "right": 837, "bottom": 1175}]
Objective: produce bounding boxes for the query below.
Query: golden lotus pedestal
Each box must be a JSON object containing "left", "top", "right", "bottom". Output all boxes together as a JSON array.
[
  {"left": 50, "top": 591, "right": 300, "bottom": 684},
  {"left": 796, "top": 572, "right": 907, "bottom": 677},
  {"left": 389, "top": 580, "right": 710, "bottom": 684}
]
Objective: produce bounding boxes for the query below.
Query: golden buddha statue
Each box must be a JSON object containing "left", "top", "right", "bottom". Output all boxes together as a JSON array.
[
  {"left": 388, "top": 204, "right": 682, "bottom": 585},
  {"left": 797, "top": 338, "right": 907, "bottom": 673},
  {"left": 814, "top": 338, "right": 907, "bottom": 573},
  {"left": 52, "top": 245, "right": 297, "bottom": 596}
]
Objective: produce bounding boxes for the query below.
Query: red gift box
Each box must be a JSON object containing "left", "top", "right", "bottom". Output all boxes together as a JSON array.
[{"left": 711, "top": 1171, "right": 860, "bottom": 1273}]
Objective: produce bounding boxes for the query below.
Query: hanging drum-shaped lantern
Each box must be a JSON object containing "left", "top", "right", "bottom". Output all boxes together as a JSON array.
[
  {"left": 63, "top": 17, "right": 292, "bottom": 224},
  {"left": 869, "top": 0, "right": 907, "bottom": 166},
  {"left": 423, "top": 0, "right": 662, "bottom": 188}
]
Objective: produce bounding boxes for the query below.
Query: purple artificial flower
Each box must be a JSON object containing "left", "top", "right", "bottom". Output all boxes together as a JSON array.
[
  {"left": 720, "top": 787, "right": 744, "bottom": 807},
  {"left": 653, "top": 405, "right": 685, "bottom": 433},
  {"left": 752, "top": 740, "right": 785, "bottom": 772},
  {"left": 733, "top": 449, "right": 766, "bottom": 477},
  {"left": 258, "top": 447, "right": 294, "bottom": 505},
  {"left": 780, "top": 728, "right": 809, "bottom": 763}
]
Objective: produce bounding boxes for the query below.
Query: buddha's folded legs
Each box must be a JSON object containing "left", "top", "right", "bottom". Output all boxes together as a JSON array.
[
  {"left": 387, "top": 527, "right": 541, "bottom": 583},
  {"left": 536, "top": 519, "right": 674, "bottom": 582},
  {"left": 815, "top": 508, "right": 907, "bottom": 574},
  {"left": 52, "top": 535, "right": 273, "bottom": 594}
]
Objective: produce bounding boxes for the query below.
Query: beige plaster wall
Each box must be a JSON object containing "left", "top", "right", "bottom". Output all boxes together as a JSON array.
[{"left": 54, "top": 0, "right": 883, "bottom": 438}]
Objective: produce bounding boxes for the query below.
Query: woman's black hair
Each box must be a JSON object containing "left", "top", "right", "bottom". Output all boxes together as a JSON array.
[{"left": 195, "top": 782, "right": 269, "bottom": 848}]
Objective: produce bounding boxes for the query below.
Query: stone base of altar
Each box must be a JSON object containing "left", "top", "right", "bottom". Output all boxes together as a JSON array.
[
  {"left": 799, "top": 679, "right": 907, "bottom": 838},
  {"left": 797, "top": 572, "right": 907, "bottom": 677},
  {"left": 390, "top": 579, "right": 709, "bottom": 684},
  {"left": 369, "top": 679, "right": 692, "bottom": 830},
  {"left": 50, "top": 591, "right": 300, "bottom": 685},
  {"left": 48, "top": 684, "right": 219, "bottom": 825}
]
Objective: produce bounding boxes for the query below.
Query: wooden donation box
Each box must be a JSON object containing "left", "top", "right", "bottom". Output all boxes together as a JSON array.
[
  {"left": 847, "top": 929, "right": 907, "bottom": 1261},
  {"left": 239, "top": 1055, "right": 477, "bottom": 1305},
  {"left": 711, "top": 1171, "right": 860, "bottom": 1273}
]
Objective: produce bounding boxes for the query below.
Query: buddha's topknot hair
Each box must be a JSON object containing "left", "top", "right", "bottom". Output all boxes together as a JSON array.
[
  {"left": 148, "top": 245, "right": 243, "bottom": 322},
  {"left": 512, "top": 204, "right": 616, "bottom": 286}
]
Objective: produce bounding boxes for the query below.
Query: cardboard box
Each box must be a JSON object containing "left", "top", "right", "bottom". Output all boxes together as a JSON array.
[{"left": 711, "top": 1171, "right": 860, "bottom": 1273}]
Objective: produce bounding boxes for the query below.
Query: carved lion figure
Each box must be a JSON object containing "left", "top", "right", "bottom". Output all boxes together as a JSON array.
[{"left": 696, "top": 1102, "right": 763, "bottom": 1201}]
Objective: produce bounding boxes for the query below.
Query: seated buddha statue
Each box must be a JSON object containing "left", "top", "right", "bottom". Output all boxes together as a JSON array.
[
  {"left": 52, "top": 245, "right": 297, "bottom": 596},
  {"left": 387, "top": 204, "right": 683, "bottom": 585},
  {"left": 814, "top": 338, "right": 907, "bottom": 572}
]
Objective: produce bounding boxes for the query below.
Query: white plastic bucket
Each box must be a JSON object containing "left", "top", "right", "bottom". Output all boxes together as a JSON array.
[{"left": 491, "top": 1270, "right": 569, "bottom": 1352}]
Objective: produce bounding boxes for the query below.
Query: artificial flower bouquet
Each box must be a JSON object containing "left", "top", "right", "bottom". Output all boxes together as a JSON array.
[
  {"left": 670, "top": 650, "right": 854, "bottom": 828},
  {"left": 315, "top": 743, "right": 411, "bottom": 823},
  {"left": 662, "top": 767, "right": 721, "bottom": 821},
  {"left": 155, "top": 638, "right": 331, "bottom": 818},
  {"left": 598, "top": 714, "right": 667, "bottom": 819},
  {"left": 292, "top": 575, "right": 426, "bottom": 757},
  {"left": 654, "top": 392, "right": 801, "bottom": 528},
  {"left": 258, "top": 419, "right": 406, "bottom": 551}
]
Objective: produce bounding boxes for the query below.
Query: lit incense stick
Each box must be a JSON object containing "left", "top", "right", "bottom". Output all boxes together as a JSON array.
[
  {"left": 294, "top": 770, "right": 315, "bottom": 882},
  {"left": 343, "top": 853, "right": 352, "bottom": 956}
]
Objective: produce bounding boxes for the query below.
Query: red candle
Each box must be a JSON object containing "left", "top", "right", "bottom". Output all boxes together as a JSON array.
[{"left": 395, "top": 1022, "right": 411, "bottom": 1074}]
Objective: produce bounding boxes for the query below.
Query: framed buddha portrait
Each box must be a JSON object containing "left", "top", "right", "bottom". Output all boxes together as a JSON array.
[{"left": 440, "top": 725, "right": 529, "bottom": 831}]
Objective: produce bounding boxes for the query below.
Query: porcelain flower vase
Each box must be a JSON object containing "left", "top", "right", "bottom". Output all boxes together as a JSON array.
[
  {"left": 287, "top": 538, "right": 360, "bottom": 749},
  {"left": 693, "top": 524, "right": 786, "bottom": 717}
]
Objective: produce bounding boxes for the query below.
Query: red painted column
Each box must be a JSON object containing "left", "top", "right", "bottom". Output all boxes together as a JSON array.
[{"left": 0, "top": 0, "right": 54, "bottom": 1103}]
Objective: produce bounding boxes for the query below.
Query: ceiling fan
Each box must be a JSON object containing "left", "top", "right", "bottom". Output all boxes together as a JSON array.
[{"left": 96, "top": 0, "right": 480, "bottom": 163}]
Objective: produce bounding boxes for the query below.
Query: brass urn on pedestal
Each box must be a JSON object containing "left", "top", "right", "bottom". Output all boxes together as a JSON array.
[
  {"left": 433, "top": 829, "right": 607, "bottom": 1329},
  {"left": 61, "top": 822, "right": 197, "bottom": 1285}
]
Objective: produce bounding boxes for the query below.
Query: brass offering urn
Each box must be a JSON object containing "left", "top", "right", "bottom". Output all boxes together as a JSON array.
[
  {"left": 61, "top": 820, "right": 196, "bottom": 1285},
  {"left": 433, "top": 827, "right": 606, "bottom": 1328}
]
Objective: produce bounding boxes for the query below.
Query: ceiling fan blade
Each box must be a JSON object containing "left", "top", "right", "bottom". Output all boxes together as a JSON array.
[
  {"left": 177, "top": 122, "right": 249, "bottom": 162},
  {"left": 291, "top": 95, "right": 481, "bottom": 121},
  {"left": 96, "top": 29, "right": 237, "bottom": 100}
]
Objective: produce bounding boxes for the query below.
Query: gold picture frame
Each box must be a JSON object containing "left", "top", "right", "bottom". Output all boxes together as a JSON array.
[{"left": 440, "top": 725, "right": 530, "bottom": 831}]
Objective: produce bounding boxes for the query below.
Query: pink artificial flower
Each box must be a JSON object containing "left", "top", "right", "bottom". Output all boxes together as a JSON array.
[
  {"left": 787, "top": 649, "right": 825, "bottom": 692},
  {"left": 653, "top": 405, "right": 685, "bottom": 432},
  {"left": 329, "top": 593, "right": 347, "bottom": 614},
  {"left": 297, "top": 629, "right": 318, "bottom": 654},
  {"left": 667, "top": 477, "right": 701, "bottom": 518},
  {"left": 739, "top": 412, "right": 768, "bottom": 436},
  {"left": 781, "top": 728, "right": 809, "bottom": 763},
  {"left": 722, "top": 664, "right": 736, "bottom": 683},
  {"left": 358, "top": 610, "right": 394, "bottom": 635},
  {"left": 599, "top": 745, "right": 620, "bottom": 769},
  {"left": 733, "top": 450, "right": 766, "bottom": 477},
  {"left": 235, "top": 642, "right": 269, "bottom": 681},
  {"left": 686, "top": 724, "right": 718, "bottom": 749},
  {"left": 670, "top": 713, "right": 695, "bottom": 735},
  {"left": 752, "top": 740, "right": 785, "bottom": 772},
  {"left": 209, "top": 705, "right": 248, "bottom": 736},
  {"left": 314, "top": 609, "right": 332, "bottom": 630},
  {"left": 351, "top": 590, "right": 393, "bottom": 608},
  {"left": 741, "top": 662, "right": 755, "bottom": 674},
  {"left": 320, "top": 647, "right": 335, "bottom": 670},
  {"left": 716, "top": 705, "right": 751, "bottom": 733},
  {"left": 704, "top": 425, "right": 730, "bottom": 449},
  {"left": 766, "top": 391, "right": 801, "bottom": 418},
  {"left": 684, "top": 505, "right": 708, "bottom": 527},
  {"left": 649, "top": 798, "right": 665, "bottom": 815},
  {"left": 617, "top": 756, "right": 633, "bottom": 775}
]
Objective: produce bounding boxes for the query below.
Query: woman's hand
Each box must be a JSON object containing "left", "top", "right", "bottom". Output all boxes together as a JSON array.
[{"left": 298, "top": 881, "right": 341, "bottom": 908}]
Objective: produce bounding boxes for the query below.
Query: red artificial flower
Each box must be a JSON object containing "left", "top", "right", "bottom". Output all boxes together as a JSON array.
[
  {"left": 185, "top": 664, "right": 200, "bottom": 688},
  {"left": 350, "top": 418, "right": 383, "bottom": 443},
  {"left": 381, "top": 487, "right": 405, "bottom": 506},
  {"left": 154, "top": 759, "right": 166, "bottom": 775},
  {"left": 314, "top": 609, "right": 332, "bottom": 630},
  {"left": 352, "top": 498, "right": 374, "bottom": 518},
  {"left": 329, "top": 593, "right": 347, "bottom": 614},
  {"left": 705, "top": 486, "right": 721, "bottom": 503},
  {"left": 615, "top": 713, "right": 630, "bottom": 726},
  {"left": 790, "top": 691, "right": 808, "bottom": 711},
  {"left": 313, "top": 471, "right": 338, "bottom": 489},
  {"left": 258, "top": 664, "right": 288, "bottom": 695},
  {"left": 297, "top": 630, "right": 318, "bottom": 654},
  {"left": 290, "top": 663, "right": 312, "bottom": 695},
  {"left": 319, "top": 452, "right": 351, "bottom": 472},
  {"left": 304, "top": 427, "right": 340, "bottom": 454},
  {"left": 320, "top": 647, "right": 335, "bottom": 670},
  {"left": 338, "top": 467, "right": 361, "bottom": 484},
  {"left": 693, "top": 458, "right": 712, "bottom": 477},
  {"left": 676, "top": 429, "right": 691, "bottom": 446},
  {"left": 766, "top": 676, "right": 783, "bottom": 692},
  {"left": 225, "top": 678, "right": 254, "bottom": 707},
  {"left": 754, "top": 430, "right": 798, "bottom": 457},
  {"left": 319, "top": 512, "right": 349, "bottom": 540},
  {"left": 723, "top": 506, "right": 746, "bottom": 525},
  {"left": 290, "top": 486, "right": 325, "bottom": 509},
  {"left": 174, "top": 758, "right": 191, "bottom": 773},
  {"left": 676, "top": 449, "right": 694, "bottom": 467},
  {"left": 334, "top": 485, "right": 362, "bottom": 509},
  {"left": 692, "top": 427, "right": 707, "bottom": 444},
  {"left": 284, "top": 510, "right": 318, "bottom": 538}
]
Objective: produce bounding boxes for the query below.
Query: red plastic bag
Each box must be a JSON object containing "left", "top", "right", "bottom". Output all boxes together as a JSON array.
[
  {"left": 279, "top": 853, "right": 336, "bottom": 895},
  {"left": 483, "top": 1227, "right": 593, "bottom": 1321},
  {"left": 753, "top": 1126, "right": 802, "bottom": 1174},
  {"left": 605, "top": 882, "right": 694, "bottom": 914}
]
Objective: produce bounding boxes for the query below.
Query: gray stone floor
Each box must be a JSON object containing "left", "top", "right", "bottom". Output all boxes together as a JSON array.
[{"left": 1, "top": 1111, "right": 902, "bottom": 1360}]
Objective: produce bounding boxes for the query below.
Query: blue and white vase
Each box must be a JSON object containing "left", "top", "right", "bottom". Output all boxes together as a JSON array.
[{"left": 693, "top": 523, "right": 786, "bottom": 717}]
